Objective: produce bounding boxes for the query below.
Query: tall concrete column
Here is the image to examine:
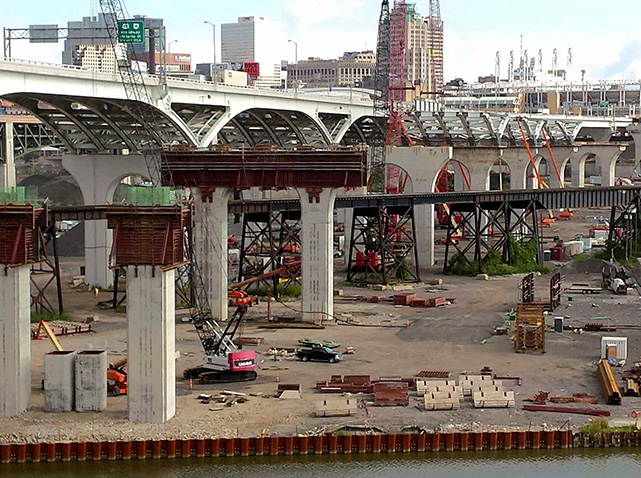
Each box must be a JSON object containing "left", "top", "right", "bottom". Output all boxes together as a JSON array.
[
  {"left": 62, "top": 154, "right": 148, "bottom": 288},
  {"left": 194, "top": 188, "right": 231, "bottom": 321},
  {"left": 298, "top": 188, "right": 337, "bottom": 324},
  {"left": 0, "top": 123, "right": 16, "bottom": 189},
  {"left": 415, "top": 204, "right": 435, "bottom": 267},
  {"left": 127, "top": 266, "right": 175, "bottom": 423},
  {"left": 569, "top": 156, "right": 586, "bottom": 188},
  {"left": 0, "top": 266, "right": 31, "bottom": 416}
]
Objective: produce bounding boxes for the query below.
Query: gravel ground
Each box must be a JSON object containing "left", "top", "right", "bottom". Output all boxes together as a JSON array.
[{"left": 2, "top": 208, "right": 641, "bottom": 444}]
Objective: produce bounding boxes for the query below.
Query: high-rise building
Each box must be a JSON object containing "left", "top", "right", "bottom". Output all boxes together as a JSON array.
[
  {"left": 391, "top": 3, "right": 443, "bottom": 99},
  {"left": 62, "top": 13, "right": 165, "bottom": 73},
  {"left": 221, "top": 16, "right": 284, "bottom": 87}
]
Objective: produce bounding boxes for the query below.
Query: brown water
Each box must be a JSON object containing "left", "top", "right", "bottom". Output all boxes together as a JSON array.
[{"left": 4, "top": 448, "right": 641, "bottom": 477}]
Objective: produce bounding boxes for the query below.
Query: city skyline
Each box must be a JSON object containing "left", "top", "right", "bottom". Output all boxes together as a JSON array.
[{"left": 3, "top": 0, "right": 641, "bottom": 82}]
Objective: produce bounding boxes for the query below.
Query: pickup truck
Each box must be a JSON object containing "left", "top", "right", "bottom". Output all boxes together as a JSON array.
[{"left": 295, "top": 345, "right": 343, "bottom": 363}]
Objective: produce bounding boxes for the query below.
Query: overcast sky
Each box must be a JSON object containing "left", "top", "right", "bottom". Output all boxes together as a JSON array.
[{"left": 4, "top": 0, "right": 641, "bottom": 82}]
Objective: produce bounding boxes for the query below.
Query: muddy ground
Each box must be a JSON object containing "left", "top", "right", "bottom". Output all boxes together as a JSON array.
[{"left": 1, "top": 207, "right": 641, "bottom": 444}]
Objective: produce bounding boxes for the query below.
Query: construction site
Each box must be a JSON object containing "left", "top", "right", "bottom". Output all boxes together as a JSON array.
[{"left": 1, "top": 0, "right": 641, "bottom": 467}]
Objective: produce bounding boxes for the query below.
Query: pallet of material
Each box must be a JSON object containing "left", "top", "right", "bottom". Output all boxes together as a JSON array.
[
  {"left": 316, "top": 375, "right": 372, "bottom": 393},
  {"left": 424, "top": 391, "right": 461, "bottom": 410},
  {"left": 469, "top": 383, "right": 504, "bottom": 395},
  {"left": 473, "top": 390, "right": 516, "bottom": 408},
  {"left": 234, "top": 337, "right": 264, "bottom": 345},
  {"left": 416, "top": 370, "right": 451, "bottom": 379},
  {"left": 277, "top": 383, "right": 301, "bottom": 399},
  {"left": 458, "top": 375, "right": 502, "bottom": 396},
  {"left": 415, "top": 379, "right": 459, "bottom": 396},
  {"left": 315, "top": 398, "right": 358, "bottom": 417},
  {"left": 393, "top": 293, "right": 416, "bottom": 305},
  {"left": 373, "top": 382, "right": 409, "bottom": 407}
]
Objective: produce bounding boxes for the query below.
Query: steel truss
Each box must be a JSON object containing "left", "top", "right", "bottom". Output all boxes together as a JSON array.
[
  {"left": 31, "top": 224, "right": 63, "bottom": 314},
  {"left": 346, "top": 203, "right": 420, "bottom": 284},
  {"left": 237, "top": 210, "right": 301, "bottom": 296},
  {"left": 443, "top": 199, "right": 542, "bottom": 275},
  {"left": 607, "top": 192, "right": 641, "bottom": 261}
]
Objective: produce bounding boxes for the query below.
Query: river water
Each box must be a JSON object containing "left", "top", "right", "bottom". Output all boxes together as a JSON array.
[{"left": 6, "top": 448, "right": 641, "bottom": 478}]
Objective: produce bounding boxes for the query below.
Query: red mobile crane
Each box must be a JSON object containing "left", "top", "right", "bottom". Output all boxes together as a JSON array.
[{"left": 98, "top": 0, "right": 257, "bottom": 384}]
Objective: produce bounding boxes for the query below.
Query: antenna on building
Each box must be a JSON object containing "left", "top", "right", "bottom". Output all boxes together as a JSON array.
[
  {"left": 495, "top": 51, "right": 501, "bottom": 82},
  {"left": 523, "top": 49, "right": 528, "bottom": 82}
]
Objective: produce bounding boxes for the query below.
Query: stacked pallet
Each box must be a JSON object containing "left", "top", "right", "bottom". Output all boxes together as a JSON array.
[
  {"left": 317, "top": 375, "right": 372, "bottom": 393},
  {"left": 515, "top": 304, "right": 546, "bottom": 353},
  {"left": 415, "top": 379, "right": 459, "bottom": 397},
  {"left": 424, "top": 391, "right": 461, "bottom": 410},
  {"left": 473, "top": 390, "right": 516, "bottom": 408},
  {"left": 373, "top": 382, "right": 409, "bottom": 406},
  {"left": 458, "top": 375, "right": 501, "bottom": 396}
]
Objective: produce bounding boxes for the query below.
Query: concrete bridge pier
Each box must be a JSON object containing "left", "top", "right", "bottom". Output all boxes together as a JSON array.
[
  {"left": 126, "top": 266, "right": 176, "bottom": 423},
  {"left": 387, "top": 146, "right": 453, "bottom": 267},
  {"left": 62, "top": 154, "right": 148, "bottom": 289},
  {"left": 0, "top": 265, "right": 31, "bottom": 416},
  {"left": 0, "top": 122, "right": 16, "bottom": 188},
  {"left": 193, "top": 188, "right": 231, "bottom": 321},
  {"left": 297, "top": 188, "right": 338, "bottom": 324}
]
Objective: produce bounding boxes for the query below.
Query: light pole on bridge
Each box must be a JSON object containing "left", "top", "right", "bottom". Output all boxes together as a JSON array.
[{"left": 204, "top": 21, "right": 217, "bottom": 76}]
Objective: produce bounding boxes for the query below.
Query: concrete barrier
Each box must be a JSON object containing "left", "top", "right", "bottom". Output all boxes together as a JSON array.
[
  {"left": 44, "top": 351, "right": 76, "bottom": 412},
  {"left": 75, "top": 351, "right": 107, "bottom": 412}
]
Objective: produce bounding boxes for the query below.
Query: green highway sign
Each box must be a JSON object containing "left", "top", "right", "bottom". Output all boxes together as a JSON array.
[{"left": 117, "top": 20, "right": 144, "bottom": 44}]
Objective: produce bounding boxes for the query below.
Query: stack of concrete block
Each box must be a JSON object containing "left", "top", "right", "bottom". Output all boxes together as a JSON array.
[
  {"left": 416, "top": 379, "right": 458, "bottom": 396},
  {"left": 75, "top": 350, "right": 107, "bottom": 412},
  {"left": 473, "top": 390, "right": 515, "bottom": 408},
  {"left": 315, "top": 398, "right": 358, "bottom": 417},
  {"left": 458, "top": 375, "right": 498, "bottom": 396},
  {"left": 44, "top": 351, "right": 76, "bottom": 412},
  {"left": 424, "top": 391, "right": 461, "bottom": 410}
]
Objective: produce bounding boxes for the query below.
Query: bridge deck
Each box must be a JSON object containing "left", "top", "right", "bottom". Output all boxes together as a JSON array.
[{"left": 51, "top": 186, "right": 641, "bottom": 220}]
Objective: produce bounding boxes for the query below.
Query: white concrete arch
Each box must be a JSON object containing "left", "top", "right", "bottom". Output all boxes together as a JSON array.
[
  {"left": 201, "top": 106, "right": 333, "bottom": 147},
  {"left": 489, "top": 157, "right": 512, "bottom": 191}
]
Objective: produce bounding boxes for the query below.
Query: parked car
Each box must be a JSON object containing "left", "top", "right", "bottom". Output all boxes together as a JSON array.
[{"left": 296, "top": 344, "right": 343, "bottom": 363}]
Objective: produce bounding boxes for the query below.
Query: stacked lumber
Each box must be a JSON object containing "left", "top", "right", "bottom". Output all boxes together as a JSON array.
[
  {"left": 415, "top": 379, "right": 459, "bottom": 397},
  {"left": 373, "top": 382, "right": 409, "bottom": 407},
  {"left": 473, "top": 390, "right": 516, "bottom": 408},
  {"left": 424, "top": 391, "right": 460, "bottom": 410}
]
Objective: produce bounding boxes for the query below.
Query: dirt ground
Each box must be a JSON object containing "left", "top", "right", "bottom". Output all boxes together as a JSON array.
[{"left": 1, "top": 207, "right": 641, "bottom": 444}]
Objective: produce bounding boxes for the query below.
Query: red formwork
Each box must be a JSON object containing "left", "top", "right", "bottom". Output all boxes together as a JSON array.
[
  {"left": 161, "top": 147, "right": 368, "bottom": 197},
  {"left": 0, "top": 203, "right": 47, "bottom": 265},
  {"left": 106, "top": 204, "right": 192, "bottom": 267}
]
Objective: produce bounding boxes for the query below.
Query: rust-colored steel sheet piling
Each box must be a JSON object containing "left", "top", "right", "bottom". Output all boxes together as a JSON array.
[
  {"left": 121, "top": 441, "right": 132, "bottom": 460},
  {"left": 151, "top": 440, "right": 162, "bottom": 459},
  {"left": 531, "top": 431, "right": 540, "bottom": 449},
  {"left": 165, "top": 440, "right": 176, "bottom": 459},
  {"left": 431, "top": 433, "right": 440, "bottom": 452},
  {"left": 45, "top": 443, "right": 55, "bottom": 463},
  {"left": 61, "top": 443, "right": 72, "bottom": 462},
  {"left": 387, "top": 434, "right": 397, "bottom": 453},
  {"left": 343, "top": 435, "right": 352, "bottom": 454},
  {"left": 328, "top": 436, "right": 338, "bottom": 454},
  {"left": 224, "top": 438, "right": 234, "bottom": 457},
  {"left": 403, "top": 434, "right": 412, "bottom": 452},
  {"left": 240, "top": 438, "right": 250, "bottom": 457},
  {"left": 136, "top": 440, "right": 147, "bottom": 460},
  {"left": 195, "top": 439, "right": 205, "bottom": 458},
  {"left": 0, "top": 445, "right": 10, "bottom": 464},
  {"left": 210, "top": 439, "right": 220, "bottom": 457},
  {"left": 372, "top": 435, "right": 382, "bottom": 453},
  {"left": 500, "top": 432, "right": 512, "bottom": 450},
  {"left": 31, "top": 443, "right": 41, "bottom": 463},
  {"left": 445, "top": 434, "right": 455, "bottom": 451},
  {"left": 358, "top": 435, "right": 367, "bottom": 453},
  {"left": 489, "top": 433, "right": 498, "bottom": 450},
  {"left": 269, "top": 437, "right": 279, "bottom": 456},
  {"left": 313, "top": 436, "right": 323, "bottom": 455}
]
